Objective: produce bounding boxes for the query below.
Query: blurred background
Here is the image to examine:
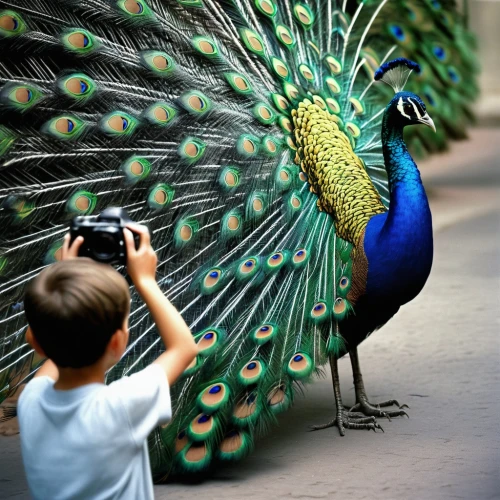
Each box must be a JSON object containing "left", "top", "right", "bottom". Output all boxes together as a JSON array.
[{"left": 469, "top": 0, "right": 500, "bottom": 123}]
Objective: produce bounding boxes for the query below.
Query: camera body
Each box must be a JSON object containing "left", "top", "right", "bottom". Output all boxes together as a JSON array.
[{"left": 70, "top": 207, "right": 139, "bottom": 265}]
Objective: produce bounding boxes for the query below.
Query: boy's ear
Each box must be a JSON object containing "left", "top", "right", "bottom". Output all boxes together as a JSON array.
[
  {"left": 26, "top": 326, "right": 47, "bottom": 358},
  {"left": 106, "top": 328, "right": 128, "bottom": 359}
]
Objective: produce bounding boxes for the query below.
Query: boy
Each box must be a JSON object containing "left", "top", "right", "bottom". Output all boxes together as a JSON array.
[{"left": 18, "top": 224, "right": 197, "bottom": 499}]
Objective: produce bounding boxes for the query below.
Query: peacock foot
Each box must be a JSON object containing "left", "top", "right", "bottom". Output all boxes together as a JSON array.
[
  {"left": 349, "top": 399, "right": 409, "bottom": 421},
  {"left": 309, "top": 408, "right": 384, "bottom": 436}
]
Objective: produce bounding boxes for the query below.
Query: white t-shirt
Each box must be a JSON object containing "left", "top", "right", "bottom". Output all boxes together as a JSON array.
[{"left": 18, "top": 364, "right": 171, "bottom": 500}]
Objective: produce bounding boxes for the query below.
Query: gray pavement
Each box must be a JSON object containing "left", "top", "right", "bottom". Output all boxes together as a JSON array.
[{"left": 1, "top": 128, "right": 499, "bottom": 499}]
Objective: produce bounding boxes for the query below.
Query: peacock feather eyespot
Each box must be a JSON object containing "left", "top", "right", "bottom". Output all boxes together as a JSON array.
[
  {"left": 388, "top": 23, "right": 406, "bottom": 42},
  {"left": 254, "top": 0, "right": 276, "bottom": 18},
  {"left": 275, "top": 25, "right": 295, "bottom": 48},
  {"left": 195, "top": 327, "right": 225, "bottom": 356},
  {"left": 333, "top": 297, "right": 349, "bottom": 320},
  {"left": 238, "top": 359, "right": 264, "bottom": 385},
  {"left": 179, "top": 138, "right": 206, "bottom": 162},
  {"left": 251, "top": 323, "right": 277, "bottom": 345},
  {"left": 283, "top": 81, "right": 301, "bottom": 102},
  {"left": 178, "top": 442, "right": 212, "bottom": 471},
  {"left": 294, "top": 4, "right": 314, "bottom": 29},
  {"left": 240, "top": 28, "right": 265, "bottom": 57},
  {"left": 224, "top": 72, "right": 253, "bottom": 95},
  {"left": 310, "top": 300, "right": 331, "bottom": 323},
  {"left": 100, "top": 111, "right": 138, "bottom": 136},
  {"left": 236, "top": 256, "right": 259, "bottom": 280},
  {"left": 346, "top": 122, "right": 361, "bottom": 139},
  {"left": 140, "top": 51, "right": 175, "bottom": 75},
  {"left": 286, "top": 191, "right": 302, "bottom": 217},
  {"left": 187, "top": 413, "right": 216, "bottom": 441},
  {"left": 197, "top": 382, "right": 230, "bottom": 412},
  {"left": 275, "top": 165, "right": 293, "bottom": 191},
  {"left": 269, "top": 252, "right": 283, "bottom": 265},
  {"left": 175, "top": 218, "right": 199, "bottom": 246},
  {"left": 247, "top": 192, "right": 266, "bottom": 218},
  {"left": 253, "top": 103, "right": 275, "bottom": 125},
  {"left": 44, "top": 240, "right": 64, "bottom": 265},
  {"left": 324, "top": 55, "right": 342, "bottom": 75},
  {"left": 292, "top": 248, "right": 309, "bottom": 266},
  {"left": 262, "top": 136, "right": 280, "bottom": 156},
  {"left": 147, "top": 184, "right": 174, "bottom": 210},
  {"left": 218, "top": 430, "right": 253, "bottom": 462},
  {"left": 267, "top": 384, "right": 290, "bottom": 413},
  {"left": 0, "top": 10, "right": 27, "bottom": 37},
  {"left": 272, "top": 93, "right": 290, "bottom": 112},
  {"left": 59, "top": 74, "right": 96, "bottom": 101},
  {"left": 325, "top": 77, "right": 341, "bottom": 95},
  {"left": 349, "top": 97, "right": 365, "bottom": 116},
  {"left": 121, "top": 156, "right": 151, "bottom": 183},
  {"left": 286, "top": 135, "right": 297, "bottom": 151},
  {"left": 2, "top": 84, "right": 42, "bottom": 111},
  {"left": 271, "top": 57, "right": 290, "bottom": 80},
  {"left": 312, "top": 95, "right": 327, "bottom": 110},
  {"left": 181, "top": 91, "right": 211, "bottom": 115},
  {"left": 339, "top": 276, "right": 350, "bottom": 290},
  {"left": 219, "top": 166, "right": 241, "bottom": 190},
  {"left": 326, "top": 97, "right": 341, "bottom": 115},
  {"left": 298, "top": 63, "right": 315, "bottom": 83},
  {"left": 278, "top": 116, "right": 293, "bottom": 134},
  {"left": 45, "top": 115, "right": 85, "bottom": 140},
  {"left": 232, "top": 391, "right": 259, "bottom": 426},
  {"left": 66, "top": 191, "right": 97, "bottom": 215},
  {"left": 193, "top": 36, "right": 218, "bottom": 58},
  {"left": 117, "top": 0, "right": 154, "bottom": 18},
  {"left": 202, "top": 267, "right": 225, "bottom": 294},
  {"left": 237, "top": 134, "right": 259, "bottom": 156},
  {"left": 432, "top": 45, "right": 447, "bottom": 62},
  {"left": 143, "top": 103, "right": 176, "bottom": 126},
  {"left": 447, "top": 66, "right": 460, "bottom": 84},
  {"left": 221, "top": 211, "right": 243, "bottom": 240},
  {"left": 61, "top": 29, "right": 97, "bottom": 54},
  {"left": 287, "top": 352, "right": 313, "bottom": 379}
]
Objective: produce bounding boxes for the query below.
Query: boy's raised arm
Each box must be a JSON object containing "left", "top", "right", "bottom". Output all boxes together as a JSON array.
[{"left": 124, "top": 225, "right": 197, "bottom": 385}]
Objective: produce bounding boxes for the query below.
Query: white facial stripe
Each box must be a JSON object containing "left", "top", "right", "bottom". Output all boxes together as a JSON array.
[
  {"left": 408, "top": 97, "right": 422, "bottom": 119},
  {"left": 397, "top": 97, "right": 411, "bottom": 119}
]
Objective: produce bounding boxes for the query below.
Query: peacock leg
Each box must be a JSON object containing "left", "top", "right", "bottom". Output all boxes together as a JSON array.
[
  {"left": 349, "top": 347, "right": 409, "bottom": 419},
  {"left": 310, "top": 355, "right": 384, "bottom": 435}
]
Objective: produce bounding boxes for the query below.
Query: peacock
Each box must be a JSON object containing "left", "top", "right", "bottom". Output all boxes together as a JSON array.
[{"left": 0, "top": 0, "right": 474, "bottom": 480}]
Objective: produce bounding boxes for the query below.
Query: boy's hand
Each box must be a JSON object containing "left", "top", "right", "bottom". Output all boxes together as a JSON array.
[
  {"left": 61, "top": 234, "right": 84, "bottom": 260},
  {"left": 124, "top": 224, "right": 158, "bottom": 292}
]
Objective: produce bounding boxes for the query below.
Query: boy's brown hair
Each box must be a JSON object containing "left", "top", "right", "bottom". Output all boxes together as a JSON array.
[{"left": 24, "top": 258, "right": 130, "bottom": 368}]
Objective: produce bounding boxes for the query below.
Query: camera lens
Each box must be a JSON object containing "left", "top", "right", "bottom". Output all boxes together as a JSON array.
[{"left": 92, "top": 232, "right": 117, "bottom": 262}]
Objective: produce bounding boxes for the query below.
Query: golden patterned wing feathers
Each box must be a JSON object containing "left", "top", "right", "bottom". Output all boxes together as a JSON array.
[{"left": 292, "top": 100, "right": 386, "bottom": 245}]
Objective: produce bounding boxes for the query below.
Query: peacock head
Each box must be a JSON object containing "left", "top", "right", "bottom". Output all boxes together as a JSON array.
[
  {"left": 386, "top": 91, "right": 435, "bottom": 132},
  {"left": 375, "top": 58, "right": 436, "bottom": 132}
]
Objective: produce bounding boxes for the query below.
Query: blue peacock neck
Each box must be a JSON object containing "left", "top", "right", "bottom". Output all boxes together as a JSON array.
[{"left": 363, "top": 112, "right": 433, "bottom": 304}]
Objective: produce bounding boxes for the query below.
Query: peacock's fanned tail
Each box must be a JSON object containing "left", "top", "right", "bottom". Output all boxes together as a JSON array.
[{"left": 0, "top": 0, "right": 468, "bottom": 478}]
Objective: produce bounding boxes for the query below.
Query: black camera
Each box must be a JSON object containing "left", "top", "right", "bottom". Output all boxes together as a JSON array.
[{"left": 70, "top": 207, "right": 139, "bottom": 265}]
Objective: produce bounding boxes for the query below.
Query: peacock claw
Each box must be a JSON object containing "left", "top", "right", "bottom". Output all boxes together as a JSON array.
[
  {"left": 349, "top": 399, "right": 410, "bottom": 420},
  {"left": 309, "top": 409, "right": 384, "bottom": 436}
]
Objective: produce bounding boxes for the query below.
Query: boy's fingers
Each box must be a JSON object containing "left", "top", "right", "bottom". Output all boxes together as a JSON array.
[
  {"left": 68, "top": 236, "right": 84, "bottom": 258},
  {"left": 125, "top": 223, "right": 150, "bottom": 248},
  {"left": 61, "top": 234, "right": 71, "bottom": 260},
  {"left": 123, "top": 228, "right": 137, "bottom": 256}
]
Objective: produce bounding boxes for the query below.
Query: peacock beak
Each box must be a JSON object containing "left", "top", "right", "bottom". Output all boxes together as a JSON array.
[{"left": 418, "top": 113, "right": 436, "bottom": 133}]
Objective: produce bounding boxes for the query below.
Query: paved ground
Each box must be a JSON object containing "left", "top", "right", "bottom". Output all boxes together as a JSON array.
[{"left": 1, "top": 129, "right": 499, "bottom": 499}]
